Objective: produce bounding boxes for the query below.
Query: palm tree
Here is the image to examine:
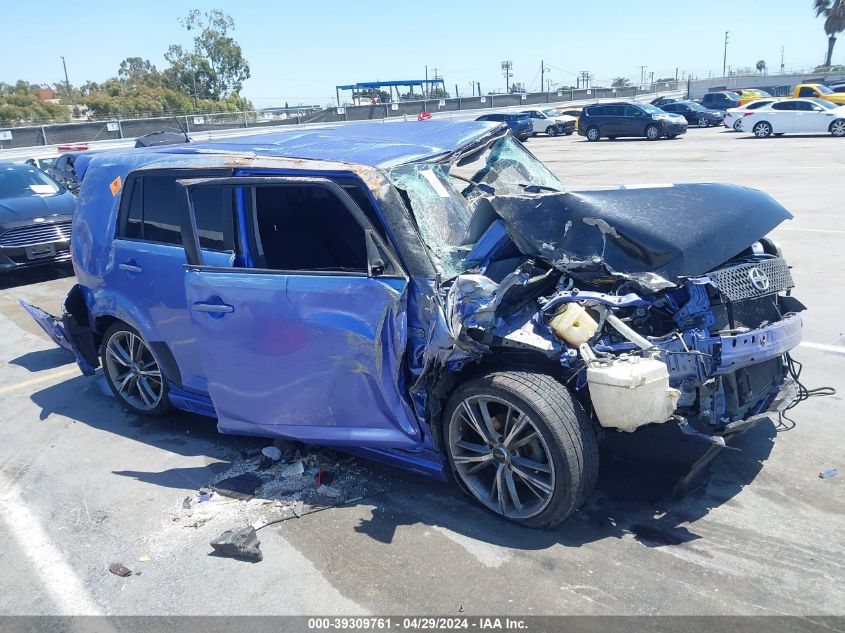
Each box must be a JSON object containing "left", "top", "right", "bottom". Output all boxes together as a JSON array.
[
  {"left": 756, "top": 59, "right": 767, "bottom": 74},
  {"left": 814, "top": 0, "right": 845, "bottom": 67}
]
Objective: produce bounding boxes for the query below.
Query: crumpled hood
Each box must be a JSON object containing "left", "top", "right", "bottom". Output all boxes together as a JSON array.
[
  {"left": 0, "top": 192, "right": 75, "bottom": 230},
  {"left": 489, "top": 183, "right": 792, "bottom": 289}
]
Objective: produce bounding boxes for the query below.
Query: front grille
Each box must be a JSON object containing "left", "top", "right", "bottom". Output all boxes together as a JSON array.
[
  {"left": 730, "top": 295, "right": 781, "bottom": 329},
  {"left": 0, "top": 221, "right": 72, "bottom": 247},
  {"left": 707, "top": 257, "right": 793, "bottom": 302}
]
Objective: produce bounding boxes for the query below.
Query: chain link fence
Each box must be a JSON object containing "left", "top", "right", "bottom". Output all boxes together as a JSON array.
[{"left": 0, "top": 83, "right": 680, "bottom": 151}]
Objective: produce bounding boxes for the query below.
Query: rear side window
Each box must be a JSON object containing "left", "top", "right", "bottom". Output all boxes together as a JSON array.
[
  {"left": 118, "top": 172, "right": 235, "bottom": 251},
  {"left": 772, "top": 102, "right": 795, "bottom": 111}
]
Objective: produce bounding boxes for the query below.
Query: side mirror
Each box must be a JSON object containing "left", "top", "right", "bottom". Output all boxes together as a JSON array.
[{"left": 365, "top": 229, "right": 389, "bottom": 277}]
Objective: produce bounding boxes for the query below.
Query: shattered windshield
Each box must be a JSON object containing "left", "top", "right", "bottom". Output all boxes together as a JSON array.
[{"left": 387, "top": 136, "right": 566, "bottom": 278}]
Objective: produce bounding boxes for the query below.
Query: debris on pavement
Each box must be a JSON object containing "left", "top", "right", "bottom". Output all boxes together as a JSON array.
[
  {"left": 210, "top": 526, "right": 263, "bottom": 562},
  {"left": 819, "top": 468, "right": 838, "bottom": 479},
  {"left": 280, "top": 460, "right": 305, "bottom": 477},
  {"left": 316, "top": 484, "right": 344, "bottom": 499},
  {"left": 182, "top": 496, "right": 192, "bottom": 510},
  {"left": 198, "top": 488, "right": 213, "bottom": 502},
  {"left": 211, "top": 472, "right": 264, "bottom": 500},
  {"left": 109, "top": 562, "right": 132, "bottom": 577},
  {"left": 316, "top": 468, "right": 336, "bottom": 487},
  {"left": 259, "top": 446, "right": 283, "bottom": 469},
  {"left": 138, "top": 555, "right": 151, "bottom": 562}
]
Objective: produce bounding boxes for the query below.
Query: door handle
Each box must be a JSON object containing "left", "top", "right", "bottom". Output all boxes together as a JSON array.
[
  {"left": 119, "top": 262, "right": 143, "bottom": 273},
  {"left": 192, "top": 302, "right": 234, "bottom": 314}
]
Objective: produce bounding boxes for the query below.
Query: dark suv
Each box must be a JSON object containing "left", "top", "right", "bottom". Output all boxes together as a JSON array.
[
  {"left": 578, "top": 102, "right": 687, "bottom": 141},
  {"left": 475, "top": 113, "right": 532, "bottom": 141}
]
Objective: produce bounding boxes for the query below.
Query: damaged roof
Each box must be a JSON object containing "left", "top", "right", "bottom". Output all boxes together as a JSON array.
[
  {"left": 186, "top": 120, "right": 500, "bottom": 167},
  {"left": 98, "top": 120, "right": 500, "bottom": 170}
]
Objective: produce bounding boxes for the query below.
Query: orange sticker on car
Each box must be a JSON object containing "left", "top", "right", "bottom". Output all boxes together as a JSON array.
[{"left": 109, "top": 176, "right": 122, "bottom": 196}]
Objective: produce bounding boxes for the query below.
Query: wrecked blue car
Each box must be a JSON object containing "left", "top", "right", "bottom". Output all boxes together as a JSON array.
[{"left": 23, "top": 121, "right": 804, "bottom": 527}]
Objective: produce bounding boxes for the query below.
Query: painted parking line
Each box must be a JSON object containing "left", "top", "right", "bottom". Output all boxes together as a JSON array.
[
  {"left": 800, "top": 341, "right": 845, "bottom": 355},
  {"left": 773, "top": 227, "right": 845, "bottom": 235},
  {"left": 0, "top": 365, "right": 80, "bottom": 395},
  {"left": 0, "top": 480, "right": 103, "bottom": 615}
]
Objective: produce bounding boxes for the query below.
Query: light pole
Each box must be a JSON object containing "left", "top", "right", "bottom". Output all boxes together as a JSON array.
[
  {"left": 501, "top": 61, "right": 513, "bottom": 93},
  {"left": 723, "top": 31, "right": 730, "bottom": 77},
  {"left": 60, "top": 56, "right": 71, "bottom": 99}
]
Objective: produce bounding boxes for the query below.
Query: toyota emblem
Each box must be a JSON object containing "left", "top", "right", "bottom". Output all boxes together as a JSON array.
[{"left": 748, "top": 267, "right": 770, "bottom": 291}]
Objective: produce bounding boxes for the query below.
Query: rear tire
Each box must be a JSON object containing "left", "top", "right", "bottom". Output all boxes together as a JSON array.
[
  {"left": 732, "top": 119, "right": 742, "bottom": 131},
  {"left": 443, "top": 371, "right": 598, "bottom": 529},
  {"left": 586, "top": 126, "right": 600, "bottom": 141},
  {"left": 645, "top": 124, "right": 660, "bottom": 140},
  {"left": 830, "top": 119, "right": 845, "bottom": 137},
  {"left": 546, "top": 126, "right": 558, "bottom": 137},
  {"left": 101, "top": 323, "right": 171, "bottom": 416},
  {"left": 753, "top": 121, "right": 772, "bottom": 138}
]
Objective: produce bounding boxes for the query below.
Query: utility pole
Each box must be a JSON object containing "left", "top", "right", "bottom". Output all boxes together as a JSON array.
[
  {"left": 675, "top": 67, "right": 679, "bottom": 82},
  {"left": 780, "top": 46, "right": 785, "bottom": 73},
  {"left": 649, "top": 71, "right": 654, "bottom": 88},
  {"left": 501, "top": 61, "right": 513, "bottom": 93},
  {"left": 723, "top": 31, "right": 730, "bottom": 77},
  {"left": 60, "top": 56, "right": 71, "bottom": 99},
  {"left": 540, "top": 60, "right": 544, "bottom": 93},
  {"left": 639, "top": 65, "right": 647, "bottom": 88},
  {"left": 425, "top": 65, "right": 428, "bottom": 98}
]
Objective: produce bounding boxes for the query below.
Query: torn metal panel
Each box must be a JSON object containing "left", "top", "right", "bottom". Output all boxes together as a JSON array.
[{"left": 489, "top": 184, "right": 793, "bottom": 289}]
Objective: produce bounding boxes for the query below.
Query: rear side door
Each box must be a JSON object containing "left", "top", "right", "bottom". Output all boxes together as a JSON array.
[
  {"left": 108, "top": 169, "right": 236, "bottom": 394},
  {"left": 179, "top": 175, "right": 421, "bottom": 448}
]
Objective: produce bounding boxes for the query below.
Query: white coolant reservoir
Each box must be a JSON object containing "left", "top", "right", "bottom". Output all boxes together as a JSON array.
[
  {"left": 583, "top": 352, "right": 680, "bottom": 432},
  {"left": 549, "top": 303, "right": 598, "bottom": 346}
]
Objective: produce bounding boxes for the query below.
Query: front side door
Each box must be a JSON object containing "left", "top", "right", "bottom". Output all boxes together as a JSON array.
[
  {"left": 180, "top": 175, "right": 421, "bottom": 448},
  {"left": 768, "top": 101, "right": 796, "bottom": 131}
]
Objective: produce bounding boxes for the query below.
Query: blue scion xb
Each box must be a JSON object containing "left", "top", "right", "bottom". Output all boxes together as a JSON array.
[{"left": 24, "top": 121, "right": 806, "bottom": 528}]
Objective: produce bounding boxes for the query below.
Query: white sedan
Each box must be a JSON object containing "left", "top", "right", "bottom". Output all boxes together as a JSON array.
[
  {"left": 519, "top": 109, "right": 577, "bottom": 136},
  {"left": 742, "top": 98, "right": 845, "bottom": 138},
  {"left": 723, "top": 98, "right": 781, "bottom": 131}
]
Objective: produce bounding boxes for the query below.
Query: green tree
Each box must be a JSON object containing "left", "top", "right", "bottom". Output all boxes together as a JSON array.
[
  {"left": 118, "top": 58, "right": 163, "bottom": 88},
  {"left": 814, "top": 0, "right": 845, "bottom": 67},
  {"left": 176, "top": 9, "right": 251, "bottom": 100},
  {"left": 756, "top": 59, "right": 767, "bottom": 73},
  {"left": 611, "top": 77, "right": 632, "bottom": 87}
]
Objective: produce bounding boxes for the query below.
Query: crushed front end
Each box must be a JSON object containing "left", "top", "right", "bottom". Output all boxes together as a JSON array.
[{"left": 536, "top": 246, "right": 804, "bottom": 439}]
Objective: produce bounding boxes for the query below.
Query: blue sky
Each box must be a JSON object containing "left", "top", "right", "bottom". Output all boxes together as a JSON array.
[{"left": 0, "top": 0, "right": 840, "bottom": 107}]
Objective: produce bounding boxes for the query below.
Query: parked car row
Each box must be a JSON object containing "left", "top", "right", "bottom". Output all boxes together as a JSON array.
[{"left": 475, "top": 108, "right": 577, "bottom": 139}]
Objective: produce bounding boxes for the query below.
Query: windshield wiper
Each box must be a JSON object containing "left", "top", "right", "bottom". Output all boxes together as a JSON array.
[{"left": 518, "top": 183, "right": 561, "bottom": 193}]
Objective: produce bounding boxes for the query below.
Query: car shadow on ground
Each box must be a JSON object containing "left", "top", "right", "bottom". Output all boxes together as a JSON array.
[
  {"left": 0, "top": 262, "right": 74, "bottom": 291},
  {"left": 353, "top": 420, "right": 776, "bottom": 549},
  {"left": 27, "top": 371, "right": 776, "bottom": 549}
]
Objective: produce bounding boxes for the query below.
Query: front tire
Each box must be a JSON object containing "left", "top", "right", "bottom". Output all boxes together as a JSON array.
[
  {"left": 645, "top": 124, "right": 660, "bottom": 140},
  {"left": 697, "top": 117, "right": 709, "bottom": 128},
  {"left": 753, "top": 121, "right": 772, "bottom": 138},
  {"left": 101, "top": 323, "right": 171, "bottom": 416},
  {"left": 443, "top": 371, "right": 598, "bottom": 528},
  {"left": 830, "top": 119, "right": 845, "bottom": 137},
  {"left": 585, "top": 126, "right": 600, "bottom": 141}
]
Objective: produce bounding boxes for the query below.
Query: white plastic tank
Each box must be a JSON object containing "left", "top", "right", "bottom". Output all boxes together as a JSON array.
[
  {"left": 549, "top": 303, "right": 598, "bottom": 346},
  {"left": 584, "top": 353, "right": 680, "bottom": 432}
]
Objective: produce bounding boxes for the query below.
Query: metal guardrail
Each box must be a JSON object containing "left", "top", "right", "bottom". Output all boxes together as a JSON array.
[{"left": 0, "top": 84, "right": 682, "bottom": 151}]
